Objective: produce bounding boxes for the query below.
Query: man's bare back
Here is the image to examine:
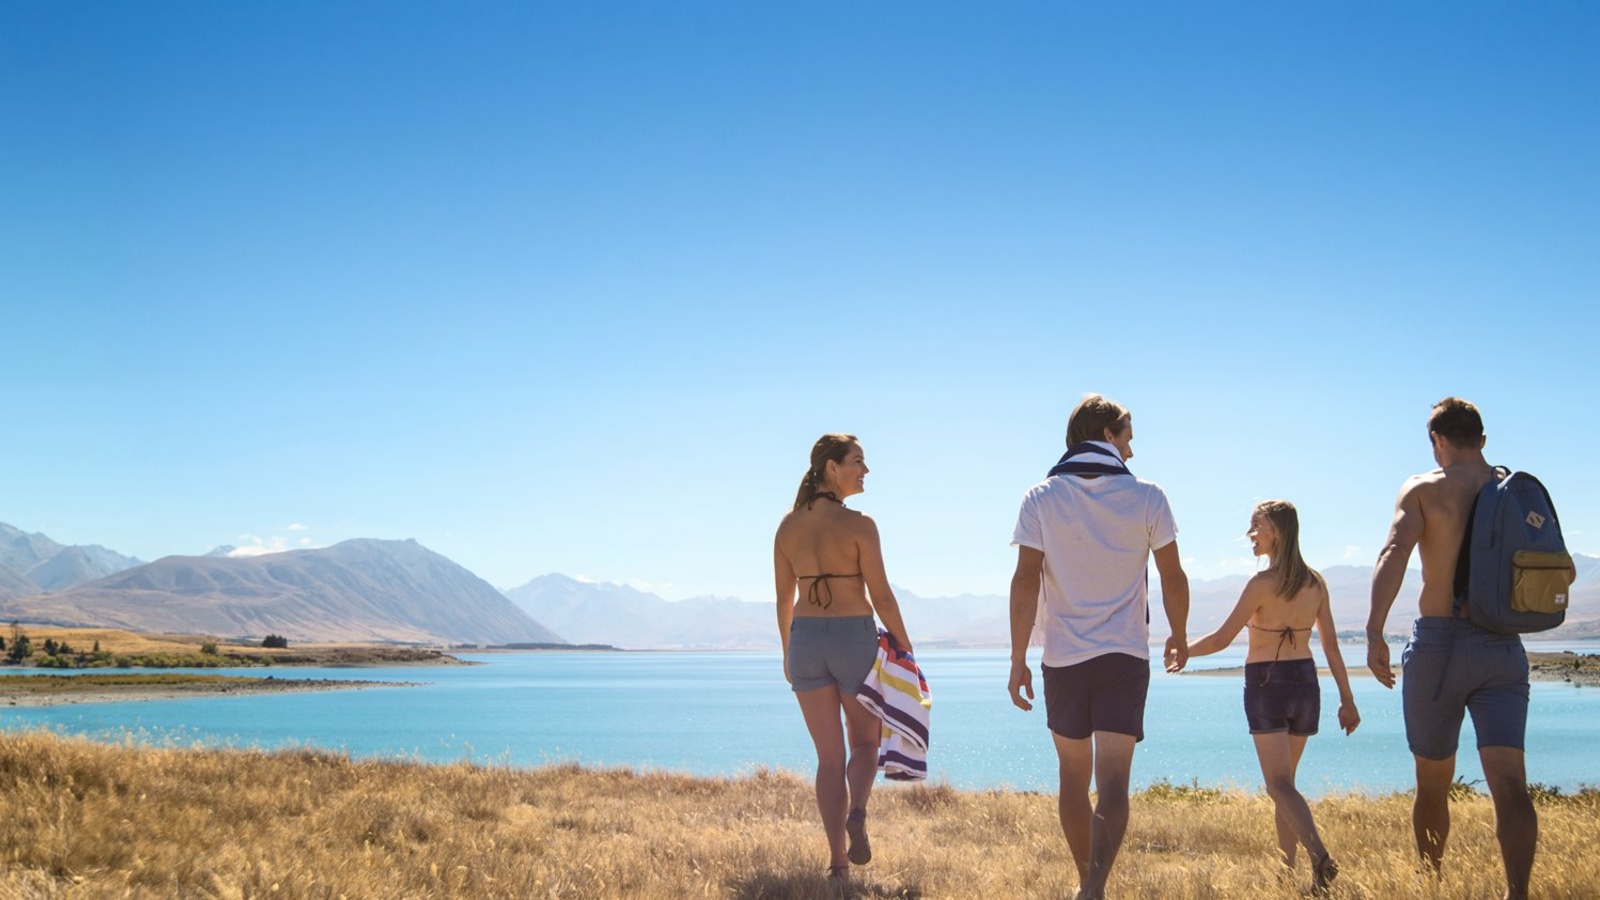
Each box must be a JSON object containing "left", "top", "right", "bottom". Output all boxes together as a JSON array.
[
  {"left": 1367, "top": 427, "right": 1494, "bottom": 687},
  {"left": 1393, "top": 462, "right": 1497, "bottom": 617}
]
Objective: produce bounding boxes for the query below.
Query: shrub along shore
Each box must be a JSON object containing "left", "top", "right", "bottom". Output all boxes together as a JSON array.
[{"left": 1, "top": 730, "right": 1597, "bottom": 899}]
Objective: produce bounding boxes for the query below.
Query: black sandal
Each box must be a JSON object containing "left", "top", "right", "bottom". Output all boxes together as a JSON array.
[
  {"left": 1312, "top": 853, "right": 1339, "bottom": 895},
  {"left": 845, "top": 807, "right": 872, "bottom": 865}
]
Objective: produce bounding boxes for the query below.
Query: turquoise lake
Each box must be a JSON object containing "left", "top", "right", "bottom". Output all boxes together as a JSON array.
[{"left": 4, "top": 642, "right": 1599, "bottom": 797}]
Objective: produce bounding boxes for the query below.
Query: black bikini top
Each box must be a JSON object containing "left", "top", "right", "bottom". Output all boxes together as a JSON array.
[
  {"left": 797, "top": 493, "right": 859, "bottom": 609},
  {"left": 805, "top": 491, "right": 843, "bottom": 510},
  {"left": 1248, "top": 622, "right": 1314, "bottom": 661},
  {"left": 1247, "top": 622, "right": 1315, "bottom": 685},
  {"left": 797, "top": 572, "right": 862, "bottom": 610}
]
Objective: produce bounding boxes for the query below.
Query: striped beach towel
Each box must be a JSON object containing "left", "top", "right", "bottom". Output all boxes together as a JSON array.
[
  {"left": 857, "top": 630, "right": 931, "bottom": 781},
  {"left": 1047, "top": 439, "right": 1131, "bottom": 478}
]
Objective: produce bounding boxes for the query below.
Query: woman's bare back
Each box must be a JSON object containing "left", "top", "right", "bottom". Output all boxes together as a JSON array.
[
  {"left": 1244, "top": 572, "right": 1326, "bottom": 664},
  {"left": 775, "top": 502, "right": 874, "bottom": 617}
]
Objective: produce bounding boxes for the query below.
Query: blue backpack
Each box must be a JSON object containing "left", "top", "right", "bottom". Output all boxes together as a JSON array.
[{"left": 1453, "top": 467, "right": 1575, "bottom": 634}]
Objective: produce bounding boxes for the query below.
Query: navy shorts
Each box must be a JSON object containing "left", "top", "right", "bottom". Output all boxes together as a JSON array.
[
  {"left": 1042, "top": 652, "right": 1150, "bottom": 742},
  {"left": 788, "top": 615, "right": 877, "bottom": 694},
  {"left": 1243, "top": 658, "right": 1321, "bottom": 736},
  {"left": 1402, "top": 617, "right": 1529, "bottom": 760}
]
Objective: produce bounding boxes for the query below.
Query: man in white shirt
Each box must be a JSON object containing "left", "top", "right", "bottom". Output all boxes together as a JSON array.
[{"left": 1008, "top": 393, "right": 1191, "bottom": 900}]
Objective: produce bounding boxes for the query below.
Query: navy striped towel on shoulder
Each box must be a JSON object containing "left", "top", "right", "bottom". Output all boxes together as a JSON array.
[{"left": 1047, "top": 440, "right": 1131, "bottom": 478}]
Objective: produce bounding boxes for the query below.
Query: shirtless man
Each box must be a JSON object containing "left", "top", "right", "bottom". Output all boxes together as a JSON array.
[{"left": 1367, "top": 397, "right": 1536, "bottom": 900}]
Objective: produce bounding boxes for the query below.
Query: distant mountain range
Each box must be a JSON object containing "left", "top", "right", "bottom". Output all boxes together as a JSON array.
[
  {"left": 3, "top": 518, "right": 1594, "bottom": 650},
  {"left": 507, "top": 556, "right": 1600, "bottom": 650},
  {"left": 0, "top": 523, "right": 144, "bottom": 598},
  {"left": 0, "top": 526, "right": 563, "bottom": 646}
]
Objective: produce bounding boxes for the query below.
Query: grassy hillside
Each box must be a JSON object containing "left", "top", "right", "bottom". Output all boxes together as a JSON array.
[{"left": 0, "top": 730, "right": 1597, "bottom": 898}]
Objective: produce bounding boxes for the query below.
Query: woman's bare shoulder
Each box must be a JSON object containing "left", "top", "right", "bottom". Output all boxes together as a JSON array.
[
  {"left": 774, "top": 508, "right": 805, "bottom": 539},
  {"left": 848, "top": 508, "right": 880, "bottom": 536},
  {"left": 1242, "top": 570, "right": 1275, "bottom": 595}
]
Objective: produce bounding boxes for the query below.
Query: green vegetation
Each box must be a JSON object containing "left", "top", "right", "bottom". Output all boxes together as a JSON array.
[
  {"left": 1142, "top": 777, "right": 1225, "bottom": 803},
  {"left": 6, "top": 623, "right": 31, "bottom": 664}
]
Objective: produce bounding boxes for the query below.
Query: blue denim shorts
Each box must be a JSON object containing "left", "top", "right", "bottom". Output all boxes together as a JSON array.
[
  {"left": 1243, "top": 658, "right": 1320, "bottom": 736},
  {"left": 788, "top": 615, "right": 877, "bottom": 694},
  {"left": 1402, "top": 617, "right": 1529, "bottom": 760}
]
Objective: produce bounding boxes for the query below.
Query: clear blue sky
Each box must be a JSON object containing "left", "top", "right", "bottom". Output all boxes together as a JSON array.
[{"left": 2, "top": 2, "right": 1596, "bottom": 603}]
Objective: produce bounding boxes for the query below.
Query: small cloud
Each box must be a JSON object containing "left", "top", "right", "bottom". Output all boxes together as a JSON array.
[
  {"left": 228, "top": 535, "right": 290, "bottom": 557},
  {"left": 1342, "top": 545, "right": 1364, "bottom": 561},
  {"left": 299, "top": 538, "right": 312, "bottom": 546},
  {"left": 287, "top": 523, "right": 309, "bottom": 532}
]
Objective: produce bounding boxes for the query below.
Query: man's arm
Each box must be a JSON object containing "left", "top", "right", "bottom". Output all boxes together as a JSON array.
[
  {"left": 1152, "top": 541, "right": 1189, "bottom": 672},
  {"left": 1008, "top": 546, "right": 1045, "bottom": 711},
  {"left": 1367, "top": 480, "right": 1424, "bottom": 689}
]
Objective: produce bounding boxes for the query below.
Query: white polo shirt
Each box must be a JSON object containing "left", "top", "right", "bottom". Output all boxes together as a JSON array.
[{"left": 1012, "top": 472, "right": 1178, "bottom": 668}]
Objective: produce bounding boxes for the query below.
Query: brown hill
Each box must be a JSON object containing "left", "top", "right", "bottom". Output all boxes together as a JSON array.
[{"left": 0, "top": 538, "right": 564, "bottom": 645}]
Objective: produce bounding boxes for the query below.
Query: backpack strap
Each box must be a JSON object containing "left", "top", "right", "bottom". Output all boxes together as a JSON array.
[
  {"left": 1439, "top": 466, "right": 1508, "bottom": 700},
  {"left": 1452, "top": 466, "right": 1510, "bottom": 617}
]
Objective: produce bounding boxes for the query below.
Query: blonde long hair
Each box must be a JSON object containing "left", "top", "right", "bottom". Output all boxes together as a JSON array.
[{"left": 1256, "top": 499, "right": 1320, "bottom": 599}]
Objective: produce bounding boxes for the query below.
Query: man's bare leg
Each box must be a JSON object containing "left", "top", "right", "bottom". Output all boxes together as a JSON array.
[
  {"left": 1079, "top": 731, "right": 1137, "bottom": 900},
  {"left": 1414, "top": 754, "right": 1456, "bottom": 874},
  {"left": 1480, "top": 746, "right": 1536, "bottom": 900},
  {"left": 1052, "top": 733, "right": 1094, "bottom": 885}
]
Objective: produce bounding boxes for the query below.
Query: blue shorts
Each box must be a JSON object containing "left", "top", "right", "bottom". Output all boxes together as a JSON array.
[
  {"left": 1043, "top": 652, "right": 1150, "bottom": 742},
  {"left": 1402, "top": 617, "right": 1529, "bottom": 761},
  {"left": 1243, "top": 659, "right": 1320, "bottom": 736},
  {"left": 788, "top": 615, "right": 877, "bottom": 694}
]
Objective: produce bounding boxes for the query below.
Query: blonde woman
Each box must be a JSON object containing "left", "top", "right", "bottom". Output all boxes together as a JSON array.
[
  {"left": 1188, "top": 500, "right": 1359, "bottom": 894},
  {"left": 774, "top": 433, "right": 913, "bottom": 881}
]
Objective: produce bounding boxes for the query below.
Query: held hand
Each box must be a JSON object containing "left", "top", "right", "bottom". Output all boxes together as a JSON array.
[
  {"left": 782, "top": 653, "right": 791, "bottom": 685},
  {"left": 1164, "top": 636, "right": 1188, "bottom": 673},
  {"left": 1338, "top": 701, "right": 1360, "bottom": 735},
  {"left": 1367, "top": 640, "right": 1395, "bottom": 689},
  {"left": 1008, "top": 660, "right": 1034, "bottom": 712}
]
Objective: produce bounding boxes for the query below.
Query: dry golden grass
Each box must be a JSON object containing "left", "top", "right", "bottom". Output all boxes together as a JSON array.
[
  {"left": 6, "top": 627, "right": 205, "bottom": 657},
  {"left": 1, "top": 729, "right": 1597, "bottom": 899},
  {"left": 4, "top": 623, "right": 456, "bottom": 667}
]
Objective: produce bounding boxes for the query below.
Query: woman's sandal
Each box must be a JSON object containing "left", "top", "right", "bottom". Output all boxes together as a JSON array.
[
  {"left": 827, "top": 864, "right": 850, "bottom": 881},
  {"left": 845, "top": 807, "right": 872, "bottom": 865},
  {"left": 1311, "top": 853, "right": 1339, "bottom": 895}
]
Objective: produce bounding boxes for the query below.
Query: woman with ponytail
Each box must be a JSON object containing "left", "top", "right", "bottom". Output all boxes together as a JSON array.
[
  {"left": 774, "top": 433, "right": 914, "bottom": 882},
  {"left": 1187, "top": 500, "right": 1360, "bottom": 895}
]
